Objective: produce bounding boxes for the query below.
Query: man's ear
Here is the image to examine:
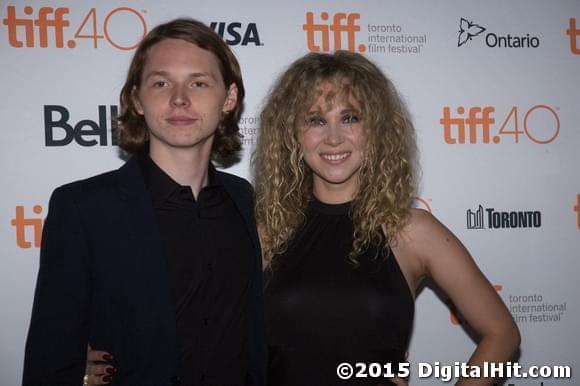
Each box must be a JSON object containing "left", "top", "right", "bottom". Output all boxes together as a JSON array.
[
  {"left": 132, "top": 86, "right": 144, "bottom": 115},
  {"left": 222, "top": 83, "right": 238, "bottom": 113}
]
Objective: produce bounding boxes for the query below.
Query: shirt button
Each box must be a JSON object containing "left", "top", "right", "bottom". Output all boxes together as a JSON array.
[
  {"left": 203, "top": 317, "right": 209, "bottom": 326},
  {"left": 207, "top": 263, "right": 213, "bottom": 272},
  {"left": 169, "top": 375, "right": 181, "bottom": 385}
]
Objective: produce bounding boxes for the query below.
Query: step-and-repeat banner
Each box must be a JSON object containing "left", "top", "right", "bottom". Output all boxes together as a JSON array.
[{"left": 1, "top": 0, "right": 578, "bottom": 384}]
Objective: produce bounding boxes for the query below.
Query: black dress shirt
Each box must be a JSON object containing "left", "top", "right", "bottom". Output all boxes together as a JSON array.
[{"left": 139, "top": 153, "right": 253, "bottom": 386}]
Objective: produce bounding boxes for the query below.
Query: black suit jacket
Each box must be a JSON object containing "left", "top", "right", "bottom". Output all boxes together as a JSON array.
[{"left": 23, "top": 156, "right": 266, "bottom": 386}]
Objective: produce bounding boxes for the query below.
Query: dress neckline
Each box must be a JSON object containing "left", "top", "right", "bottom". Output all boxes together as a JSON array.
[{"left": 309, "top": 198, "right": 352, "bottom": 215}]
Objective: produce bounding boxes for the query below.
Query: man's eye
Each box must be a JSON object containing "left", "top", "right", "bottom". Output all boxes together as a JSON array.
[
  {"left": 153, "top": 81, "right": 168, "bottom": 88},
  {"left": 193, "top": 81, "right": 208, "bottom": 88}
]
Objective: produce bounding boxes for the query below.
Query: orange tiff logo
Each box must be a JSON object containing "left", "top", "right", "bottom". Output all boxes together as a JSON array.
[
  {"left": 566, "top": 18, "right": 580, "bottom": 55},
  {"left": 303, "top": 11, "right": 366, "bottom": 52},
  {"left": 441, "top": 105, "right": 560, "bottom": 145},
  {"left": 3, "top": 5, "right": 69, "bottom": 48},
  {"left": 11, "top": 205, "right": 45, "bottom": 248}
]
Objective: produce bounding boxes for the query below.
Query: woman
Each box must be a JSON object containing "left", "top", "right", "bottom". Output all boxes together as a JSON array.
[{"left": 86, "top": 51, "right": 519, "bottom": 385}]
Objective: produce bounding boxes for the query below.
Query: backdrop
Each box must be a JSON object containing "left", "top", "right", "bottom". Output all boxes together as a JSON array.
[{"left": 1, "top": 0, "right": 579, "bottom": 384}]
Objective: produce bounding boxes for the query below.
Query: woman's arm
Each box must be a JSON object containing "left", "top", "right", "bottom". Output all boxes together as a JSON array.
[{"left": 393, "top": 209, "right": 520, "bottom": 386}]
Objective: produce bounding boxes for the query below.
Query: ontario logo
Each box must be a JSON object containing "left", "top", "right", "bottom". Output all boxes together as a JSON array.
[
  {"left": 466, "top": 205, "right": 542, "bottom": 230},
  {"left": 457, "top": 17, "right": 540, "bottom": 48}
]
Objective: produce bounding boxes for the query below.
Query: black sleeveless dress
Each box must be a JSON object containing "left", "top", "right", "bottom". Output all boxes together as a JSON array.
[{"left": 264, "top": 199, "right": 414, "bottom": 386}]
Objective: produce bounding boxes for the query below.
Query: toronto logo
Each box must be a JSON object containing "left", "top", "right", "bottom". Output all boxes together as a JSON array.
[
  {"left": 457, "top": 17, "right": 486, "bottom": 47},
  {"left": 466, "top": 205, "right": 541, "bottom": 230}
]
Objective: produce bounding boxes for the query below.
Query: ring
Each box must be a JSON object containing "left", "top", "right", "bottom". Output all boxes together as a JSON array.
[{"left": 83, "top": 374, "right": 89, "bottom": 386}]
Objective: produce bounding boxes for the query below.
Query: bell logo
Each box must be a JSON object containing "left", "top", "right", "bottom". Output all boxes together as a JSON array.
[
  {"left": 303, "top": 11, "right": 366, "bottom": 52},
  {"left": 11, "top": 205, "right": 45, "bottom": 249},
  {"left": 44, "top": 105, "right": 118, "bottom": 147},
  {"left": 567, "top": 18, "right": 580, "bottom": 55},
  {"left": 3, "top": 5, "right": 70, "bottom": 48},
  {"left": 574, "top": 194, "right": 580, "bottom": 229}
]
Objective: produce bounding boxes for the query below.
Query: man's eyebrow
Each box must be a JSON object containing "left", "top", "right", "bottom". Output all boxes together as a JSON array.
[{"left": 143, "top": 71, "right": 216, "bottom": 80}]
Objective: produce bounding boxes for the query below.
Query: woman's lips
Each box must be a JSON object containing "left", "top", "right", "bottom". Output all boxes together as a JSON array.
[{"left": 320, "top": 152, "right": 351, "bottom": 162}]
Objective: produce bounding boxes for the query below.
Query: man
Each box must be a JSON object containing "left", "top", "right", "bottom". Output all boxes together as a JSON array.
[{"left": 23, "top": 18, "right": 265, "bottom": 386}]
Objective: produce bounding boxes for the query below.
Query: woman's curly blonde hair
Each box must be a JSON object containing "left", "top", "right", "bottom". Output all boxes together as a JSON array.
[{"left": 254, "top": 51, "right": 417, "bottom": 264}]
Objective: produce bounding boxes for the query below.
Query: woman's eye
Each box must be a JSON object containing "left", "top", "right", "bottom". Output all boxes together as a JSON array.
[
  {"left": 342, "top": 114, "right": 360, "bottom": 124},
  {"left": 307, "top": 116, "right": 325, "bottom": 126}
]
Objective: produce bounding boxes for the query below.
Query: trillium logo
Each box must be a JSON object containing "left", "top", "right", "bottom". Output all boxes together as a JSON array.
[{"left": 457, "top": 17, "right": 486, "bottom": 47}]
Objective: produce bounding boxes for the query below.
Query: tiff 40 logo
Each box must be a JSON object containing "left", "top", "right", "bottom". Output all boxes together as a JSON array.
[
  {"left": 2, "top": 5, "right": 147, "bottom": 50},
  {"left": 441, "top": 105, "right": 560, "bottom": 145}
]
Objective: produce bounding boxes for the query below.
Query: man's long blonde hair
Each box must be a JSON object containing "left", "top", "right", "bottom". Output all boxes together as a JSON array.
[{"left": 254, "top": 51, "right": 417, "bottom": 264}]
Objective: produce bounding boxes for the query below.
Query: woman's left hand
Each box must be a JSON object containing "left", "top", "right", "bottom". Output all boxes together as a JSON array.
[{"left": 84, "top": 346, "right": 115, "bottom": 385}]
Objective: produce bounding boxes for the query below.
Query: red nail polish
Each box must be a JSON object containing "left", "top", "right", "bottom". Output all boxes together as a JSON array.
[
  {"left": 106, "top": 367, "right": 116, "bottom": 374},
  {"left": 103, "top": 375, "right": 112, "bottom": 383},
  {"left": 102, "top": 354, "right": 113, "bottom": 361}
]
